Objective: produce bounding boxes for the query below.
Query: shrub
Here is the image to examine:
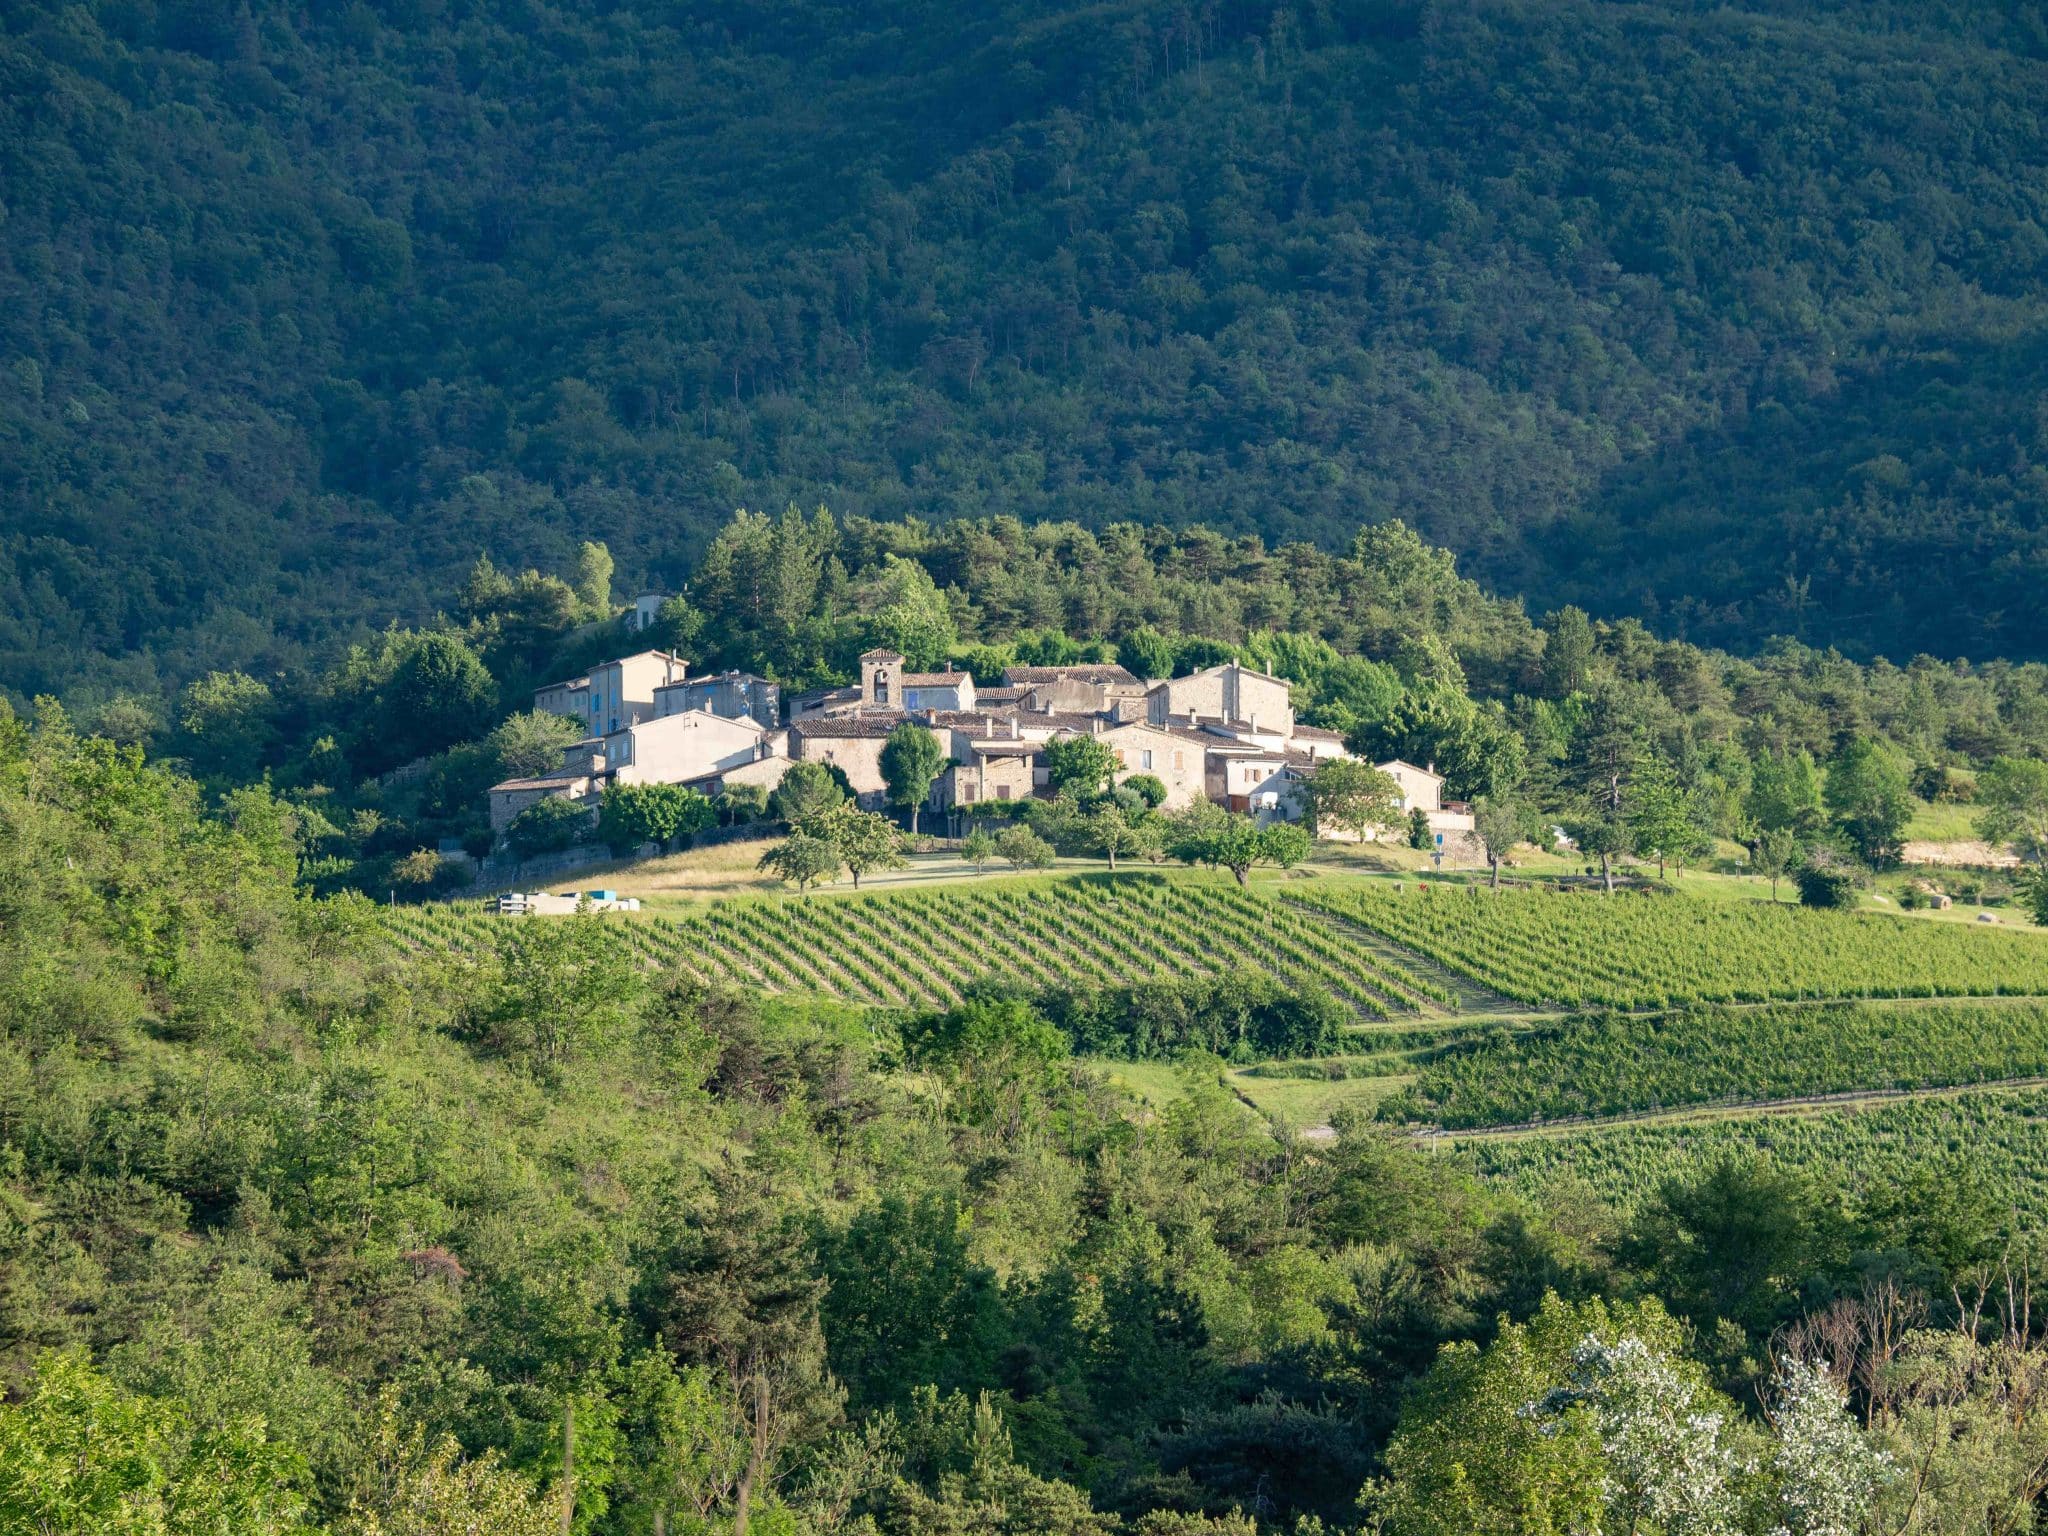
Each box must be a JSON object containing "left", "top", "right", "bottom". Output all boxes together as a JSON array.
[
  {"left": 504, "top": 796, "right": 591, "bottom": 858},
  {"left": 1796, "top": 865, "right": 1861, "bottom": 909},
  {"left": 995, "top": 826, "right": 1056, "bottom": 872}
]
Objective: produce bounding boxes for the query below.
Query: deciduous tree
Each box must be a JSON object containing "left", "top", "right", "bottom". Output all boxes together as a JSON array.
[{"left": 880, "top": 722, "right": 946, "bottom": 834}]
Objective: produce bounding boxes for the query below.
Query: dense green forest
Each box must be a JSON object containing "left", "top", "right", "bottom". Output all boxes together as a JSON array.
[{"left": 8, "top": 0, "right": 2048, "bottom": 700}]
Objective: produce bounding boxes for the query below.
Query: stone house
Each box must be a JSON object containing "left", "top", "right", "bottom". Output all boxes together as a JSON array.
[
  {"left": 655, "top": 669, "right": 781, "bottom": 729},
  {"left": 938, "top": 734, "right": 1042, "bottom": 809},
  {"left": 533, "top": 650, "right": 687, "bottom": 735},
  {"left": 787, "top": 715, "right": 902, "bottom": 807},
  {"left": 487, "top": 708, "right": 775, "bottom": 833},
  {"left": 489, "top": 769, "right": 599, "bottom": 833},
  {"left": 1378, "top": 759, "right": 1445, "bottom": 816},
  {"left": 900, "top": 666, "right": 977, "bottom": 714},
  {"left": 1146, "top": 662, "right": 1295, "bottom": 736},
  {"left": 1003, "top": 663, "right": 1146, "bottom": 715},
  {"left": 1095, "top": 720, "right": 1208, "bottom": 809},
  {"left": 603, "top": 709, "right": 776, "bottom": 787}
]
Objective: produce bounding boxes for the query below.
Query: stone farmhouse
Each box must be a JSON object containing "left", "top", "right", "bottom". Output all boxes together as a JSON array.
[{"left": 490, "top": 645, "right": 1474, "bottom": 842}]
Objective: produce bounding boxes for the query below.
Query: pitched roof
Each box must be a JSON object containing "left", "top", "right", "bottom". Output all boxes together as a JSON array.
[
  {"left": 1291, "top": 724, "right": 1344, "bottom": 742},
  {"left": 789, "top": 715, "right": 908, "bottom": 740},
  {"left": 901, "top": 671, "right": 974, "bottom": 687},
  {"left": 1376, "top": 758, "right": 1444, "bottom": 781},
  {"left": 859, "top": 647, "right": 906, "bottom": 662},
  {"left": 656, "top": 669, "right": 774, "bottom": 689},
  {"left": 1001, "top": 664, "right": 1140, "bottom": 685},
  {"left": 490, "top": 772, "right": 591, "bottom": 792},
  {"left": 596, "top": 649, "right": 687, "bottom": 669}
]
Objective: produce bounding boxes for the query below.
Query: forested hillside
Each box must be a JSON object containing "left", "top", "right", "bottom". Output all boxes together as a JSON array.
[{"left": 7, "top": 0, "right": 2048, "bottom": 699}]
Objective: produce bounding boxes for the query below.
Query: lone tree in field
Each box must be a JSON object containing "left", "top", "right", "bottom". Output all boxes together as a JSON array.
[
  {"left": 1751, "top": 826, "right": 1800, "bottom": 902},
  {"left": 1164, "top": 803, "right": 1311, "bottom": 887},
  {"left": 1470, "top": 794, "right": 1531, "bottom": 889},
  {"left": 880, "top": 722, "right": 946, "bottom": 834},
  {"left": 1302, "top": 758, "right": 1401, "bottom": 843}
]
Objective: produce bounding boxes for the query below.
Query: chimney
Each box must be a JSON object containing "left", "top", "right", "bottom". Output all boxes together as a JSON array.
[
  {"left": 1250, "top": 712, "right": 1259, "bottom": 732},
  {"left": 1090, "top": 717, "right": 1102, "bottom": 735},
  {"left": 1009, "top": 717, "right": 1020, "bottom": 740},
  {"left": 945, "top": 661, "right": 955, "bottom": 673}
]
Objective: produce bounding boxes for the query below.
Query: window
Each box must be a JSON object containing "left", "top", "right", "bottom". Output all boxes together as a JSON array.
[
  {"left": 1172, "top": 750, "right": 1184, "bottom": 771},
  {"left": 996, "top": 784, "right": 1012, "bottom": 801},
  {"left": 875, "top": 674, "right": 891, "bottom": 705},
  {"left": 960, "top": 784, "right": 977, "bottom": 804},
  {"left": 1140, "top": 749, "right": 1154, "bottom": 770}
]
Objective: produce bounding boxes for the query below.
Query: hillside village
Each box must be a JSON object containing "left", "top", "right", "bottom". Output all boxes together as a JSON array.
[{"left": 488, "top": 626, "right": 1472, "bottom": 848}]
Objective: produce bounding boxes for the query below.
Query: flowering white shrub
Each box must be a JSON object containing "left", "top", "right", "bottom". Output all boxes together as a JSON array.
[
  {"left": 1529, "top": 1334, "right": 1747, "bottom": 1536},
  {"left": 1766, "top": 1358, "right": 1894, "bottom": 1536}
]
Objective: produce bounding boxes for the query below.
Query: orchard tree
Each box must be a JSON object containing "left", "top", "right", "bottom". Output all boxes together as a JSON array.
[
  {"left": 880, "top": 722, "right": 946, "bottom": 834},
  {"left": 1978, "top": 756, "right": 2048, "bottom": 868},
  {"left": 962, "top": 826, "right": 997, "bottom": 874},
  {"left": 1165, "top": 804, "right": 1310, "bottom": 887},
  {"left": 1301, "top": 759, "right": 1401, "bottom": 843},
  {"left": 1086, "top": 803, "right": 1155, "bottom": 871},
  {"left": 995, "top": 826, "right": 1056, "bottom": 872},
  {"left": 1044, "top": 734, "right": 1119, "bottom": 799},
  {"left": 756, "top": 830, "right": 839, "bottom": 892},
  {"left": 829, "top": 808, "right": 905, "bottom": 889}
]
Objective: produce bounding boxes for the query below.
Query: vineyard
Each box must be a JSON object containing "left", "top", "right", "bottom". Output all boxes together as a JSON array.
[
  {"left": 1287, "top": 885, "right": 2048, "bottom": 1009},
  {"left": 1379, "top": 1000, "right": 2048, "bottom": 1130},
  {"left": 381, "top": 878, "right": 1455, "bottom": 1017},
  {"left": 1455, "top": 1084, "right": 2048, "bottom": 1221}
]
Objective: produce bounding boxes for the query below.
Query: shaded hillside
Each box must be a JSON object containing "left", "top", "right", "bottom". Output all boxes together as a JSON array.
[{"left": 5, "top": 0, "right": 2048, "bottom": 701}]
